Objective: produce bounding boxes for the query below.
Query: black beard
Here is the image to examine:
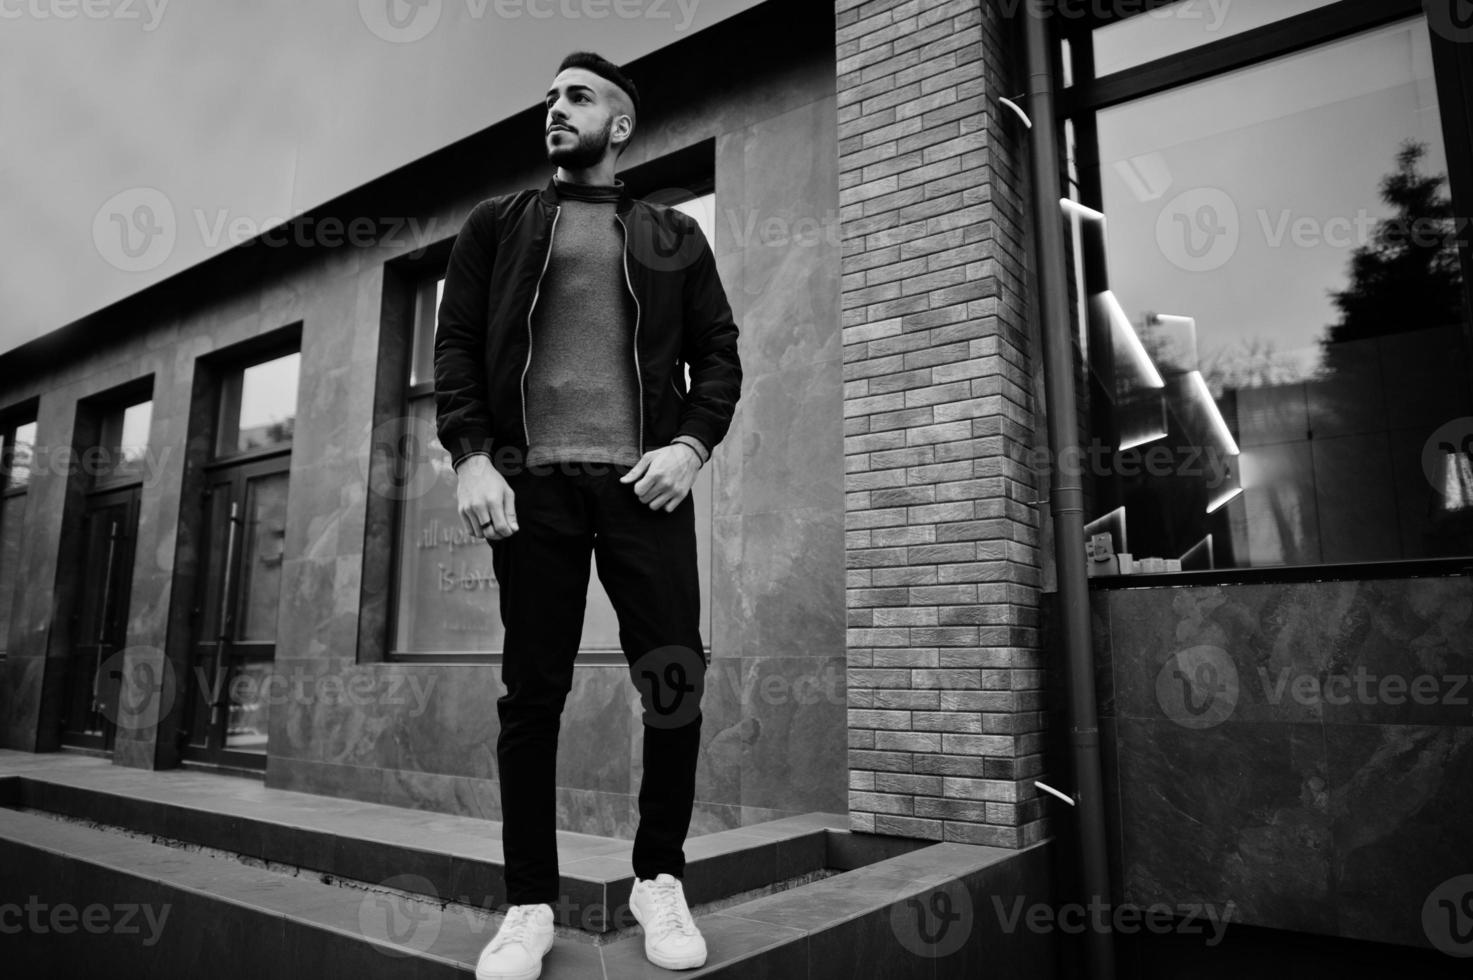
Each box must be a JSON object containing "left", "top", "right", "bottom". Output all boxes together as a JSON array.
[{"left": 546, "top": 118, "right": 613, "bottom": 170}]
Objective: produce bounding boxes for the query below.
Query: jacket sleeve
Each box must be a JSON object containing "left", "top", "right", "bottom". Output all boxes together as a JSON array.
[
  {"left": 674, "top": 219, "right": 742, "bottom": 458},
  {"left": 434, "top": 200, "right": 498, "bottom": 470}
]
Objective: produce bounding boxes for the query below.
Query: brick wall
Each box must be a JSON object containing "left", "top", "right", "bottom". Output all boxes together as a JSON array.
[{"left": 836, "top": 0, "right": 1049, "bottom": 848}]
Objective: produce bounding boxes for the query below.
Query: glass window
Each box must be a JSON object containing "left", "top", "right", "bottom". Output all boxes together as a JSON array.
[
  {"left": 0, "top": 494, "right": 19, "bottom": 659},
  {"left": 1091, "top": 0, "right": 1340, "bottom": 77},
  {"left": 215, "top": 352, "right": 300, "bottom": 457},
  {"left": 3, "top": 421, "right": 36, "bottom": 491},
  {"left": 0, "top": 419, "right": 37, "bottom": 660},
  {"left": 1080, "top": 17, "right": 1473, "bottom": 570},
  {"left": 408, "top": 278, "right": 442, "bottom": 390},
  {"left": 394, "top": 191, "right": 717, "bottom": 655},
  {"left": 94, "top": 400, "right": 152, "bottom": 486}
]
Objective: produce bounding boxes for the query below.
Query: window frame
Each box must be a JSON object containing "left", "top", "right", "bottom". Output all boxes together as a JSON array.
[
  {"left": 383, "top": 156, "right": 719, "bottom": 665},
  {"left": 1052, "top": 0, "right": 1473, "bottom": 582}
]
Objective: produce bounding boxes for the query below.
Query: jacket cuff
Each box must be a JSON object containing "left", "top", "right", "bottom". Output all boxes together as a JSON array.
[
  {"left": 670, "top": 434, "right": 710, "bottom": 466},
  {"left": 444, "top": 431, "right": 496, "bottom": 470},
  {"left": 453, "top": 450, "right": 492, "bottom": 471}
]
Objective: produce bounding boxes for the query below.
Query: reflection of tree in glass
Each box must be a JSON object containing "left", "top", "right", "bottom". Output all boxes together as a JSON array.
[
  {"left": 1321, "top": 140, "right": 1466, "bottom": 361},
  {"left": 1200, "top": 337, "right": 1307, "bottom": 398}
]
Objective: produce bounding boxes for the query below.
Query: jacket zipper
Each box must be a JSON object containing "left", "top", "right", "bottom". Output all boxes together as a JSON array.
[
  {"left": 614, "top": 211, "right": 644, "bottom": 457},
  {"left": 521, "top": 205, "right": 560, "bottom": 447}
]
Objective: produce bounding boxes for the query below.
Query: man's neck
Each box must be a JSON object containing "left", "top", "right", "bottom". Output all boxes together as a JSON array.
[{"left": 555, "top": 165, "right": 619, "bottom": 186}]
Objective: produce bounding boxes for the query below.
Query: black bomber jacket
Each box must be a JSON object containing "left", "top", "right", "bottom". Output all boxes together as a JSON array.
[{"left": 433, "top": 173, "right": 743, "bottom": 473}]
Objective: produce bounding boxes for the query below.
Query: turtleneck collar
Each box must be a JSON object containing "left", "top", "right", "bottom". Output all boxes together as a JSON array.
[{"left": 552, "top": 174, "right": 623, "bottom": 203}]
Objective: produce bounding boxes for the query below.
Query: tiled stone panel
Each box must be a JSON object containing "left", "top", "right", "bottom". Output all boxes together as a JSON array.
[
  {"left": 836, "top": 0, "right": 1047, "bottom": 847},
  {"left": 1092, "top": 575, "right": 1473, "bottom": 950}
]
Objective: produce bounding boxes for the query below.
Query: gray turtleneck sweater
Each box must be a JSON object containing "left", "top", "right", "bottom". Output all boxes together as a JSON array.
[{"left": 514, "top": 175, "right": 708, "bottom": 472}]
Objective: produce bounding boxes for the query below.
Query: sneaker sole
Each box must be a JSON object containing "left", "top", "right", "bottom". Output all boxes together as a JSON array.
[
  {"left": 476, "top": 936, "right": 552, "bottom": 980},
  {"left": 475, "top": 960, "right": 543, "bottom": 980},
  {"left": 630, "top": 892, "right": 708, "bottom": 970}
]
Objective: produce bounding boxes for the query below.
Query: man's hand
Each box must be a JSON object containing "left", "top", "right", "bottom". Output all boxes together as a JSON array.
[
  {"left": 455, "top": 455, "right": 519, "bottom": 541},
  {"left": 620, "top": 444, "right": 700, "bottom": 511}
]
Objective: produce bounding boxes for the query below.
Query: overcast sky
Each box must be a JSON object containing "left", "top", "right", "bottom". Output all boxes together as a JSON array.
[{"left": 0, "top": 0, "right": 760, "bottom": 357}]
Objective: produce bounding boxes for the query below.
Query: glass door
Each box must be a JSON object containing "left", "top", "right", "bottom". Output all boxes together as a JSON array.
[
  {"left": 182, "top": 454, "right": 289, "bottom": 769},
  {"left": 59, "top": 486, "right": 140, "bottom": 750}
]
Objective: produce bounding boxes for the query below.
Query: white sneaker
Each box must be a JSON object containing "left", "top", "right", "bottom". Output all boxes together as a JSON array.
[
  {"left": 475, "top": 902, "right": 555, "bottom": 980},
  {"left": 629, "top": 873, "right": 708, "bottom": 970}
]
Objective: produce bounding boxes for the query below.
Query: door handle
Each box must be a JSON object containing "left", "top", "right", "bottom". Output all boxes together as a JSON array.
[
  {"left": 210, "top": 501, "right": 242, "bottom": 731},
  {"left": 90, "top": 519, "right": 121, "bottom": 715}
]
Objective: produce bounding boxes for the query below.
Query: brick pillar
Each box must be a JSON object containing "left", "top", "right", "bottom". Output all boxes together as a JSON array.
[{"left": 837, "top": 0, "right": 1047, "bottom": 848}]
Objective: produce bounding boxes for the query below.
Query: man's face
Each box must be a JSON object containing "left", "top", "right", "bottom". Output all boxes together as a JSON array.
[{"left": 544, "top": 67, "right": 626, "bottom": 169}]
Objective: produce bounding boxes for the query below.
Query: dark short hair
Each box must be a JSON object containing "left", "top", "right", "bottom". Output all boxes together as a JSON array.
[{"left": 556, "top": 51, "right": 640, "bottom": 120}]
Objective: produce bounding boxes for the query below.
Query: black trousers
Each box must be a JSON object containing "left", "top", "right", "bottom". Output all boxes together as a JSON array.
[{"left": 487, "top": 459, "right": 706, "bottom": 906}]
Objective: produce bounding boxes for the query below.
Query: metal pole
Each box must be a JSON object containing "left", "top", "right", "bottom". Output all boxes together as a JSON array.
[{"left": 1020, "top": 8, "right": 1117, "bottom": 979}]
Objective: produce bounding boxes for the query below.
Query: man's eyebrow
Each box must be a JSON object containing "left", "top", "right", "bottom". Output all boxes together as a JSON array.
[{"left": 545, "top": 83, "right": 596, "bottom": 102}]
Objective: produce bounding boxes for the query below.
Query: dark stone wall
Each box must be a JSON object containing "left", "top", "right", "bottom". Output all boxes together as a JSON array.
[{"left": 1084, "top": 575, "right": 1473, "bottom": 951}]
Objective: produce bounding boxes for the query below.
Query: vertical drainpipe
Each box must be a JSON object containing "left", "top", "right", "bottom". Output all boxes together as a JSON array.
[{"left": 1019, "top": 7, "right": 1117, "bottom": 980}]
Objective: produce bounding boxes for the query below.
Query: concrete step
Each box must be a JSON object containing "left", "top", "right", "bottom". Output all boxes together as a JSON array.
[
  {"left": 0, "top": 767, "right": 866, "bottom": 934},
  {"left": 0, "top": 798, "right": 1053, "bottom": 979},
  {"left": 0, "top": 753, "right": 1057, "bottom": 977}
]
